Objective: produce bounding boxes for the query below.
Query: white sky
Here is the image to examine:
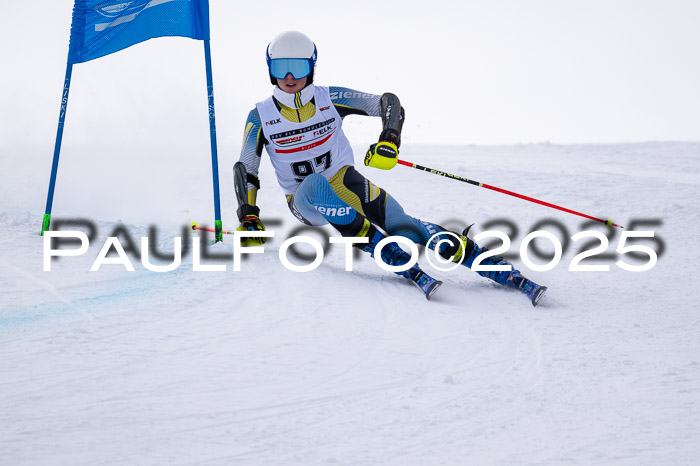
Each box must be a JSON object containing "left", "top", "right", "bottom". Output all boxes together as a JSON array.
[{"left": 1, "top": 0, "right": 699, "bottom": 150}]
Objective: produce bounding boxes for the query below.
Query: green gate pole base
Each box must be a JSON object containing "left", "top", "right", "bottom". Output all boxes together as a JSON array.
[
  {"left": 41, "top": 213, "right": 51, "bottom": 236},
  {"left": 215, "top": 219, "right": 223, "bottom": 243}
]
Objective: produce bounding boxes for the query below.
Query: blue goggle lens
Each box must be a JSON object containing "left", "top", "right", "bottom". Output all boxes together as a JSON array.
[{"left": 269, "top": 58, "right": 312, "bottom": 80}]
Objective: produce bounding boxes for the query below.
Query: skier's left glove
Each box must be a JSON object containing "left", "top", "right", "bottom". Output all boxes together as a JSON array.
[
  {"left": 364, "top": 129, "right": 400, "bottom": 170},
  {"left": 236, "top": 203, "right": 266, "bottom": 246},
  {"left": 237, "top": 215, "right": 266, "bottom": 246}
]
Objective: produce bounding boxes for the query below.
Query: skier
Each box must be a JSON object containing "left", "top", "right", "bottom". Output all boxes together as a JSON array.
[{"left": 234, "top": 31, "right": 546, "bottom": 306}]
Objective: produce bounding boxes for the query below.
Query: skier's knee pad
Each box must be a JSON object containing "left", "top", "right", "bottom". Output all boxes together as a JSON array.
[{"left": 294, "top": 173, "right": 362, "bottom": 230}]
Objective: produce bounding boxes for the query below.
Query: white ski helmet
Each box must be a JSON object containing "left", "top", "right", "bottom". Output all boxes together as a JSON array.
[{"left": 266, "top": 31, "right": 317, "bottom": 85}]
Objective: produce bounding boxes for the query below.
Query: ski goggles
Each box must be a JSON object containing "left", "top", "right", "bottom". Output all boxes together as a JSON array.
[{"left": 268, "top": 58, "right": 313, "bottom": 80}]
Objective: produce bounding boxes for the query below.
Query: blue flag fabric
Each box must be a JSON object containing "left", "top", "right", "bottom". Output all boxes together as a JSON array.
[{"left": 68, "top": 0, "right": 210, "bottom": 64}]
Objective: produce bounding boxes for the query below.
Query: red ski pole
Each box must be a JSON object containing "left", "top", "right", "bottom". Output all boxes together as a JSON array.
[
  {"left": 397, "top": 159, "right": 624, "bottom": 228},
  {"left": 191, "top": 222, "right": 237, "bottom": 235}
]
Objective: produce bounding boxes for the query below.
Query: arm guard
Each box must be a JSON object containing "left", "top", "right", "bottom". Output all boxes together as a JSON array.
[
  {"left": 233, "top": 162, "right": 260, "bottom": 221},
  {"left": 380, "top": 93, "right": 405, "bottom": 147}
]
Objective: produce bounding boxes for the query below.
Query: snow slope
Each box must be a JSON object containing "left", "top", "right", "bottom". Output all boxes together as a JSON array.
[{"left": 1, "top": 142, "right": 699, "bottom": 465}]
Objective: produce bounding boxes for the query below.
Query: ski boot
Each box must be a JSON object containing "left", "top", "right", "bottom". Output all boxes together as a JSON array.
[
  {"left": 406, "top": 266, "right": 442, "bottom": 300},
  {"left": 358, "top": 222, "right": 442, "bottom": 300},
  {"left": 506, "top": 270, "right": 547, "bottom": 307}
]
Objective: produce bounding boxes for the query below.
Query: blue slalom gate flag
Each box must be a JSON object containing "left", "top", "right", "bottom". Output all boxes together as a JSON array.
[
  {"left": 44, "top": 0, "right": 222, "bottom": 241},
  {"left": 67, "top": 0, "right": 210, "bottom": 64}
]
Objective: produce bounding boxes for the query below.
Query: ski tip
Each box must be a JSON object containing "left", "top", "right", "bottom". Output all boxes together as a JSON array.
[
  {"left": 191, "top": 222, "right": 199, "bottom": 230},
  {"left": 426, "top": 280, "right": 443, "bottom": 301},
  {"left": 531, "top": 286, "right": 547, "bottom": 307}
]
